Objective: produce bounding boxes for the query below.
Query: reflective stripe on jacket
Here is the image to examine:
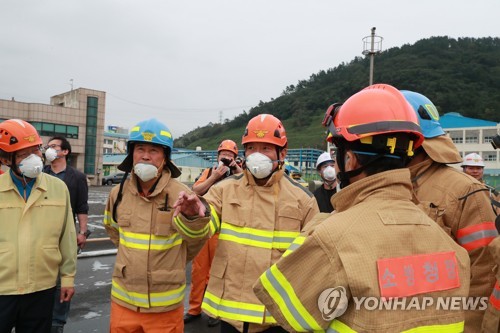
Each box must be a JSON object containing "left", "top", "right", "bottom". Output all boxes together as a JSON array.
[
  {"left": 254, "top": 169, "right": 470, "bottom": 332},
  {"left": 194, "top": 168, "right": 319, "bottom": 332},
  {"left": 103, "top": 170, "right": 209, "bottom": 313}
]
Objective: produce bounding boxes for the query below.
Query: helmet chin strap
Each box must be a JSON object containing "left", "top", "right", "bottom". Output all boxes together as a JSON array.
[
  {"left": 335, "top": 147, "right": 385, "bottom": 189},
  {"left": 10, "top": 154, "right": 24, "bottom": 178}
]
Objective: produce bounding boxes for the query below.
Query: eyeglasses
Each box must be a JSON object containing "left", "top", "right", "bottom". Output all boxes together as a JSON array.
[
  {"left": 44, "top": 144, "right": 61, "bottom": 150},
  {"left": 16, "top": 146, "right": 43, "bottom": 161}
]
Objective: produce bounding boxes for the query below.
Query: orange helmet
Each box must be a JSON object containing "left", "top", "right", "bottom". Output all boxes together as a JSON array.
[
  {"left": 323, "top": 84, "right": 424, "bottom": 155},
  {"left": 242, "top": 114, "right": 287, "bottom": 148},
  {"left": 218, "top": 139, "right": 238, "bottom": 155},
  {"left": 0, "top": 119, "right": 43, "bottom": 153}
]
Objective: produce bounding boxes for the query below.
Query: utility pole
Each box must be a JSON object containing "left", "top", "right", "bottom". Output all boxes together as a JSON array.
[{"left": 362, "top": 27, "right": 383, "bottom": 85}]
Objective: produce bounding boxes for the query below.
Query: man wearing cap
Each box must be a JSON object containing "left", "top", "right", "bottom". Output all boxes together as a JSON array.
[
  {"left": 0, "top": 119, "right": 77, "bottom": 333},
  {"left": 461, "top": 153, "right": 499, "bottom": 217},
  {"left": 174, "top": 114, "right": 319, "bottom": 333},
  {"left": 103, "top": 118, "right": 210, "bottom": 333},
  {"left": 253, "top": 84, "right": 470, "bottom": 332},
  {"left": 313, "top": 151, "right": 337, "bottom": 213},
  {"left": 402, "top": 91, "right": 497, "bottom": 331}
]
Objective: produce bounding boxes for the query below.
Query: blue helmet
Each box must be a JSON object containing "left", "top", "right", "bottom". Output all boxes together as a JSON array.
[
  {"left": 401, "top": 90, "right": 445, "bottom": 138},
  {"left": 128, "top": 118, "right": 173, "bottom": 151},
  {"left": 118, "top": 118, "right": 181, "bottom": 178}
]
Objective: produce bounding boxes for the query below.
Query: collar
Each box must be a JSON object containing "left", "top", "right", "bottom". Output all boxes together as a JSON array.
[
  {"left": 243, "top": 168, "right": 285, "bottom": 186},
  {"left": 408, "top": 155, "right": 438, "bottom": 185},
  {"left": 129, "top": 169, "right": 171, "bottom": 197},
  {"left": 331, "top": 169, "right": 413, "bottom": 212}
]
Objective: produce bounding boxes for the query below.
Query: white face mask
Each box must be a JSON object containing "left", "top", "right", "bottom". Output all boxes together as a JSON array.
[
  {"left": 45, "top": 147, "right": 59, "bottom": 162},
  {"left": 133, "top": 163, "right": 159, "bottom": 182},
  {"left": 18, "top": 154, "right": 44, "bottom": 178},
  {"left": 245, "top": 152, "right": 274, "bottom": 179},
  {"left": 322, "top": 166, "right": 336, "bottom": 181}
]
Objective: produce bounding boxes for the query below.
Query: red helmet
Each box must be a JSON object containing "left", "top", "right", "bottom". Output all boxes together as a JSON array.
[
  {"left": 0, "top": 119, "right": 43, "bottom": 153},
  {"left": 323, "top": 84, "right": 424, "bottom": 155},
  {"left": 218, "top": 139, "right": 238, "bottom": 155},
  {"left": 242, "top": 114, "right": 287, "bottom": 148}
]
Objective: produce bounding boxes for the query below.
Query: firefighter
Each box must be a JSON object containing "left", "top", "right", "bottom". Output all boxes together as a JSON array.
[
  {"left": 402, "top": 90, "right": 497, "bottom": 331},
  {"left": 462, "top": 153, "right": 486, "bottom": 181},
  {"left": 253, "top": 84, "right": 471, "bottom": 332},
  {"left": 103, "top": 118, "right": 210, "bottom": 333},
  {"left": 173, "top": 114, "right": 320, "bottom": 332},
  {"left": 185, "top": 139, "right": 242, "bottom": 327},
  {"left": 313, "top": 151, "right": 337, "bottom": 213}
]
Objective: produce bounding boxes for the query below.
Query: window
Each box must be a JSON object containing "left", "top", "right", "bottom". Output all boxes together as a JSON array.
[
  {"left": 55, "top": 124, "right": 66, "bottom": 134},
  {"left": 67, "top": 126, "right": 78, "bottom": 138},
  {"left": 452, "top": 137, "right": 463, "bottom": 144},
  {"left": 465, "top": 136, "right": 478, "bottom": 144},
  {"left": 484, "top": 153, "right": 497, "bottom": 162},
  {"left": 29, "top": 121, "right": 78, "bottom": 139}
]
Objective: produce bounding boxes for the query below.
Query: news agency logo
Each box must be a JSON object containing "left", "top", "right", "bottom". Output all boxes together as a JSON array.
[
  {"left": 317, "top": 286, "right": 489, "bottom": 318},
  {"left": 317, "top": 286, "right": 349, "bottom": 320}
]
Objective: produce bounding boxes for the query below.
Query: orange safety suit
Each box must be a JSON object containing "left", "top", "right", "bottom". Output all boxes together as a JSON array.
[
  {"left": 254, "top": 169, "right": 471, "bottom": 332},
  {"left": 103, "top": 170, "right": 210, "bottom": 332},
  {"left": 177, "top": 168, "right": 319, "bottom": 332}
]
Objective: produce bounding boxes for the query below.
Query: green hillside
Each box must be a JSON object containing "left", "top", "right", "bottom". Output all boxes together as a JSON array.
[{"left": 176, "top": 36, "right": 500, "bottom": 150}]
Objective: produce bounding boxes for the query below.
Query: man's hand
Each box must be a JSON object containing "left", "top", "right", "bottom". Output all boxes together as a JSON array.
[
  {"left": 60, "top": 287, "right": 75, "bottom": 303},
  {"left": 211, "top": 164, "right": 228, "bottom": 180},
  {"left": 229, "top": 159, "right": 243, "bottom": 174},
  {"left": 77, "top": 234, "right": 87, "bottom": 248},
  {"left": 173, "top": 191, "right": 206, "bottom": 218}
]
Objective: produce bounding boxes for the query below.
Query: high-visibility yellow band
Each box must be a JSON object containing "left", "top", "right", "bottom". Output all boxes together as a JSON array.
[
  {"left": 283, "top": 235, "right": 306, "bottom": 257},
  {"left": 202, "top": 290, "right": 276, "bottom": 324},
  {"left": 327, "top": 320, "right": 465, "bottom": 333},
  {"left": 112, "top": 280, "right": 186, "bottom": 308},
  {"left": 260, "top": 265, "right": 322, "bottom": 331},
  {"left": 118, "top": 228, "right": 182, "bottom": 251},
  {"left": 173, "top": 216, "right": 209, "bottom": 238},
  {"left": 219, "top": 222, "right": 299, "bottom": 250},
  {"left": 103, "top": 210, "right": 118, "bottom": 229},
  {"left": 209, "top": 205, "right": 221, "bottom": 234}
]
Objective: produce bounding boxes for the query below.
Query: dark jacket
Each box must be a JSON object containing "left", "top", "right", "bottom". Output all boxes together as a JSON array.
[{"left": 43, "top": 164, "right": 89, "bottom": 221}]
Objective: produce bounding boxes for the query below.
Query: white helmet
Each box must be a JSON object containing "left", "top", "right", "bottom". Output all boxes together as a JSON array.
[
  {"left": 316, "top": 152, "right": 334, "bottom": 169},
  {"left": 461, "top": 153, "right": 485, "bottom": 167}
]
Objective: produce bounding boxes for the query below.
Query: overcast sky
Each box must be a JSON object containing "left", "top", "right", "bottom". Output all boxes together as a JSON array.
[{"left": 1, "top": 0, "right": 498, "bottom": 137}]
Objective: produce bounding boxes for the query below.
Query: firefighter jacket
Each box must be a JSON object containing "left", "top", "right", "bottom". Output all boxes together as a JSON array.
[
  {"left": 103, "top": 170, "right": 210, "bottom": 313},
  {"left": 254, "top": 169, "right": 471, "bottom": 332},
  {"left": 482, "top": 236, "right": 500, "bottom": 332},
  {"left": 409, "top": 156, "right": 497, "bottom": 331},
  {"left": 193, "top": 168, "right": 319, "bottom": 332},
  {"left": 0, "top": 172, "right": 77, "bottom": 294}
]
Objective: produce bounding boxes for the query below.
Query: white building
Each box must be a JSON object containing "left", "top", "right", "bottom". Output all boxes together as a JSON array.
[{"left": 441, "top": 112, "right": 500, "bottom": 186}]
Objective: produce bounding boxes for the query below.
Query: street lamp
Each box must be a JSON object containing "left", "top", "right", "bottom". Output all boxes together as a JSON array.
[{"left": 362, "top": 27, "right": 383, "bottom": 85}]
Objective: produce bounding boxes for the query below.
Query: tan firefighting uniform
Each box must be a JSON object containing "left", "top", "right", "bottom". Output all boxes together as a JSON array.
[
  {"left": 179, "top": 168, "right": 319, "bottom": 332},
  {"left": 103, "top": 170, "right": 210, "bottom": 314},
  {"left": 254, "top": 169, "right": 471, "bottom": 332},
  {"left": 482, "top": 236, "right": 500, "bottom": 332},
  {"left": 410, "top": 156, "right": 497, "bottom": 331}
]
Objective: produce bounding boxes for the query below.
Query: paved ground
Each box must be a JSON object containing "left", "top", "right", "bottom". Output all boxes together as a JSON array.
[{"left": 65, "top": 185, "right": 219, "bottom": 333}]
